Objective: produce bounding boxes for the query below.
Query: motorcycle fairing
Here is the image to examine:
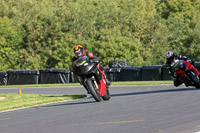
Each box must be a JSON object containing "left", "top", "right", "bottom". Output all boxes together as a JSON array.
[
  {"left": 96, "top": 64, "right": 106, "bottom": 96},
  {"left": 176, "top": 60, "right": 199, "bottom": 85},
  {"left": 180, "top": 61, "right": 199, "bottom": 77},
  {"left": 92, "top": 67, "right": 103, "bottom": 82},
  {"left": 98, "top": 76, "right": 106, "bottom": 96},
  {"left": 73, "top": 56, "right": 95, "bottom": 76}
]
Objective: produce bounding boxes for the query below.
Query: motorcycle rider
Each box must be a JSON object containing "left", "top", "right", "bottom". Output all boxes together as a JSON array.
[
  {"left": 72, "top": 45, "right": 111, "bottom": 92},
  {"left": 165, "top": 50, "right": 194, "bottom": 87}
]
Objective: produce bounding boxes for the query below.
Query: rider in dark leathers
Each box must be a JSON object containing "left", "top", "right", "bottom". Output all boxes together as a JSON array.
[
  {"left": 72, "top": 45, "right": 111, "bottom": 93},
  {"left": 165, "top": 50, "right": 194, "bottom": 87}
]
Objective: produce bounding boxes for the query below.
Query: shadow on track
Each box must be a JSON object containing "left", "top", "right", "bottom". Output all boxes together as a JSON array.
[
  {"left": 34, "top": 87, "right": 199, "bottom": 108},
  {"left": 34, "top": 100, "right": 95, "bottom": 108},
  {"left": 111, "top": 87, "right": 199, "bottom": 97}
]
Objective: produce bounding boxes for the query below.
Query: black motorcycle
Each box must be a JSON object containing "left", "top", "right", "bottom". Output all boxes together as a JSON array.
[{"left": 73, "top": 56, "right": 110, "bottom": 102}]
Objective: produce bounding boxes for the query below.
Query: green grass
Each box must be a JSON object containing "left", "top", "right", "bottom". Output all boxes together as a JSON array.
[
  {"left": 0, "top": 81, "right": 173, "bottom": 88},
  {"left": 0, "top": 93, "right": 86, "bottom": 112},
  {"left": 0, "top": 83, "right": 81, "bottom": 88}
]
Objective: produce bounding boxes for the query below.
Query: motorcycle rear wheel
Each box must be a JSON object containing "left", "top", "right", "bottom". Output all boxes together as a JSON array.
[{"left": 87, "top": 79, "right": 101, "bottom": 102}]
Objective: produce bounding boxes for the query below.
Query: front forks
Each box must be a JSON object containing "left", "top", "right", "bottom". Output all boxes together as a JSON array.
[
  {"left": 90, "top": 76, "right": 99, "bottom": 90},
  {"left": 81, "top": 76, "right": 99, "bottom": 92}
]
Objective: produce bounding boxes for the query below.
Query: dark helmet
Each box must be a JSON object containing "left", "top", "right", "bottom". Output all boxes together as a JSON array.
[
  {"left": 74, "top": 45, "right": 85, "bottom": 58},
  {"left": 166, "top": 50, "right": 174, "bottom": 59}
]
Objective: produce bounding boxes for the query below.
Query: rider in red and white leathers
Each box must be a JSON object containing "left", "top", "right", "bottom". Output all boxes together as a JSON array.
[{"left": 165, "top": 50, "right": 194, "bottom": 87}]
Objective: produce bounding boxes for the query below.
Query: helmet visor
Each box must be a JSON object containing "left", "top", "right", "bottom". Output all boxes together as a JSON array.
[{"left": 75, "top": 50, "right": 83, "bottom": 58}]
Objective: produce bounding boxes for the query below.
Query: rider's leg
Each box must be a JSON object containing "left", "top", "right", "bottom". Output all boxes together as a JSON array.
[
  {"left": 174, "top": 77, "right": 183, "bottom": 87},
  {"left": 98, "top": 64, "right": 111, "bottom": 86},
  {"left": 79, "top": 77, "right": 90, "bottom": 94}
]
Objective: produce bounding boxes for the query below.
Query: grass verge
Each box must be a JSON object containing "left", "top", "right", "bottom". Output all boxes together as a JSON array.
[
  {"left": 0, "top": 93, "right": 86, "bottom": 112},
  {"left": 0, "top": 81, "right": 173, "bottom": 88}
]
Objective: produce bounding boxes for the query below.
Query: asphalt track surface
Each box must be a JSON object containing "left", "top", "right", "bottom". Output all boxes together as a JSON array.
[{"left": 1, "top": 85, "right": 200, "bottom": 133}]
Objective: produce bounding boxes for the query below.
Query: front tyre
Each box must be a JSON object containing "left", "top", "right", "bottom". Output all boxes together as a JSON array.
[
  {"left": 102, "top": 88, "right": 111, "bottom": 101},
  {"left": 188, "top": 71, "right": 200, "bottom": 89},
  {"left": 87, "top": 79, "right": 101, "bottom": 102}
]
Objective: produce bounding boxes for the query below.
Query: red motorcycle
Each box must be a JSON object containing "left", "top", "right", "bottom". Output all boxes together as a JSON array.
[{"left": 171, "top": 59, "right": 200, "bottom": 88}]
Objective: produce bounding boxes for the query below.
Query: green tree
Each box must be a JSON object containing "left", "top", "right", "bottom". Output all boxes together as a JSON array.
[
  {"left": 0, "top": 17, "right": 24, "bottom": 71},
  {"left": 0, "top": 0, "right": 199, "bottom": 71}
]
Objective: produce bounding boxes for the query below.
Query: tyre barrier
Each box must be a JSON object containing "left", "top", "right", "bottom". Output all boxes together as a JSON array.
[
  {"left": 6, "top": 63, "right": 200, "bottom": 85},
  {"left": 70, "top": 69, "right": 79, "bottom": 83},
  {"left": 120, "top": 67, "right": 142, "bottom": 81},
  {"left": 7, "top": 70, "right": 39, "bottom": 85},
  {"left": 0, "top": 71, "right": 7, "bottom": 85},
  {"left": 162, "top": 65, "right": 171, "bottom": 80},
  {"left": 105, "top": 68, "right": 122, "bottom": 82},
  {"left": 194, "top": 62, "right": 200, "bottom": 72},
  {"left": 141, "top": 65, "right": 163, "bottom": 81},
  {"left": 39, "top": 69, "right": 70, "bottom": 84},
  {"left": 109, "top": 60, "right": 130, "bottom": 68}
]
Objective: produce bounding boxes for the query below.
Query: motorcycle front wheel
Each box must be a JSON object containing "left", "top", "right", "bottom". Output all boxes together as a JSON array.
[
  {"left": 188, "top": 71, "right": 200, "bottom": 89},
  {"left": 102, "top": 88, "right": 110, "bottom": 101},
  {"left": 87, "top": 79, "right": 101, "bottom": 102}
]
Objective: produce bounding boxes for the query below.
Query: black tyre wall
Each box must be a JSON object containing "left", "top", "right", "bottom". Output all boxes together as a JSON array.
[
  {"left": 39, "top": 69, "right": 70, "bottom": 84},
  {"left": 194, "top": 62, "right": 200, "bottom": 72},
  {"left": 105, "top": 68, "right": 122, "bottom": 82},
  {"left": 70, "top": 69, "right": 79, "bottom": 83},
  {"left": 162, "top": 65, "right": 172, "bottom": 80},
  {"left": 120, "top": 67, "right": 142, "bottom": 81},
  {"left": 7, "top": 70, "right": 39, "bottom": 85},
  {"left": 141, "top": 65, "right": 163, "bottom": 81},
  {"left": 109, "top": 60, "right": 130, "bottom": 68},
  {"left": 0, "top": 71, "right": 7, "bottom": 85}
]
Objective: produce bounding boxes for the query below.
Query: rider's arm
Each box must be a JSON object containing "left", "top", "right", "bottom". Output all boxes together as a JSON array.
[
  {"left": 178, "top": 55, "right": 191, "bottom": 62},
  {"left": 178, "top": 54, "right": 194, "bottom": 65},
  {"left": 165, "top": 59, "right": 176, "bottom": 78},
  {"left": 87, "top": 52, "right": 100, "bottom": 63}
]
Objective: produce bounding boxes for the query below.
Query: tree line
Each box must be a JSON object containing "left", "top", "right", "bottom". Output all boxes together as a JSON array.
[{"left": 0, "top": 0, "right": 200, "bottom": 71}]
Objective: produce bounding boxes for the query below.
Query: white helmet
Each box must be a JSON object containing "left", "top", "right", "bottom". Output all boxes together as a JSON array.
[{"left": 166, "top": 50, "right": 174, "bottom": 59}]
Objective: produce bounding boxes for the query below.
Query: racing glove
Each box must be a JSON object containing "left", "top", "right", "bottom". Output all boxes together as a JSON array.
[{"left": 91, "top": 58, "right": 100, "bottom": 64}]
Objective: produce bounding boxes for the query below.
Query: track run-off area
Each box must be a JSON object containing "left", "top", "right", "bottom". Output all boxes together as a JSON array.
[{"left": 1, "top": 85, "right": 200, "bottom": 133}]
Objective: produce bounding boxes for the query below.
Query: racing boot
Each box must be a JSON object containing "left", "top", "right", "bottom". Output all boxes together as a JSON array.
[
  {"left": 97, "top": 64, "right": 111, "bottom": 86},
  {"left": 104, "top": 75, "right": 111, "bottom": 86},
  {"left": 184, "top": 83, "right": 189, "bottom": 87},
  {"left": 174, "top": 78, "right": 183, "bottom": 87},
  {"left": 105, "top": 78, "right": 111, "bottom": 86}
]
